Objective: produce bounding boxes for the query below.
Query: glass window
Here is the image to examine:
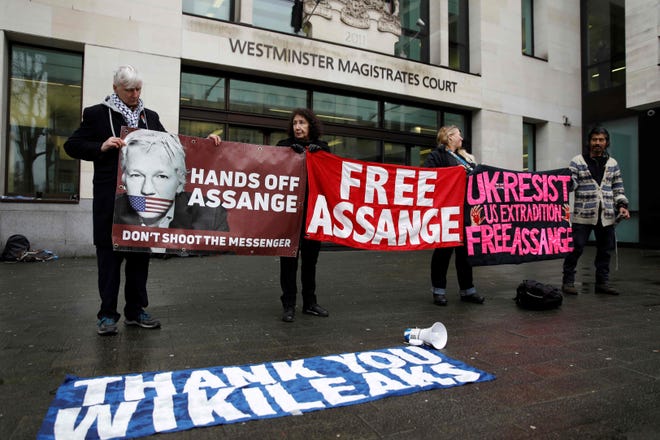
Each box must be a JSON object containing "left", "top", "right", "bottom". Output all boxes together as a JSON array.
[
  {"left": 253, "top": 0, "right": 297, "bottom": 34},
  {"left": 395, "top": 35, "right": 422, "bottom": 60},
  {"left": 269, "top": 130, "right": 290, "bottom": 146},
  {"left": 228, "top": 126, "right": 267, "bottom": 144},
  {"left": 443, "top": 112, "right": 467, "bottom": 134},
  {"left": 384, "top": 103, "right": 437, "bottom": 136},
  {"left": 182, "top": 0, "right": 232, "bottom": 21},
  {"left": 418, "top": 144, "right": 437, "bottom": 167},
  {"left": 522, "top": 122, "right": 535, "bottom": 171},
  {"left": 521, "top": 0, "right": 534, "bottom": 56},
  {"left": 180, "top": 72, "right": 225, "bottom": 109},
  {"left": 226, "top": 127, "right": 287, "bottom": 146},
  {"left": 179, "top": 119, "right": 225, "bottom": 140},
  {"left": 326, "top": 136, "right": 380, "bottom": 162},
  {"left": 409, "top": 145, "right": 425, "bottom": 167},
  {"left": 229, "top": 79, "right": 306, "bottom": 116},
  {"left": 606, "top": 117, "right": 638, "bottom": 242},
  {"left": 180, "top": 70, "right": 467, "bottom": 167},
  {"left": 313, "top": 92, "right": 379, "bottom": 127},
  {"left": 442, "top": 112, "right": 472, "bottom": 153},
  {"left": 396, "top": 0, "right": 429, "bottom": 62},
  {"left": 448, "top": 0, "right": 469, "bottom": 71},
  {"left": 225, "top": 127, "right": 288, "bottom": 146},
  {"left": 585, "top": 0, "right": 626, "bottom": 92},
  {"left": 6, "top": 45, "right": 82, "bottom": 200},
  {"left": 383, "top": 142, "right": 408, "bottom": 165}
]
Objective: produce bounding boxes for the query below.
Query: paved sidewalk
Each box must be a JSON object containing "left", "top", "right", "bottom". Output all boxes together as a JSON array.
[{"left": 1, "top": 247, "right": 659, "bottom": 439}]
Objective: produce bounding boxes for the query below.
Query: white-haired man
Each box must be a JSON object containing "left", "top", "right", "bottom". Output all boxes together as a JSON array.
[{"left": 64, "top": 65, "right": 220, "bottom": 335}]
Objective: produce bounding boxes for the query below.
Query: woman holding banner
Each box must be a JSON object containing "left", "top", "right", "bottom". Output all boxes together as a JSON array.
[
  {"left": 424, "top": 125, "right": 485, "bottom": 306},
  {"left": 276, "top": 108, "right": 331, "bottom": 322}
]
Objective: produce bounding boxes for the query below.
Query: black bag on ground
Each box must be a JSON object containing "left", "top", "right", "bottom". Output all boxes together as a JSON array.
[
  {"left": 514, "top": 280, "right": 563, "bottom": 310},
  {"left": 1, "top": 234, "right": 30, "bottom": 261}
]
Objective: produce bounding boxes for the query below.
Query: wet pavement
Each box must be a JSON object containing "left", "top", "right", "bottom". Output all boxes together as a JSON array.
[{"left": 1, "top": 246, "right": 659, "bottom": 439}]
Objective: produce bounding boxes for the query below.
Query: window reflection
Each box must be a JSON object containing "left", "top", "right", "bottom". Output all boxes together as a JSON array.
[
  {"left": 180, "top": 72, "right": 225, "bottom": 109},
  {"left": 229, "top": 79, "right": 306, "bottom": 115},
  {"left": 179, "top": 120, "right": 225, "bottom": 140},
  {"left": 409, "top": 146, "right": 424, "bottom": 167},
  {"left": 269, "top": 130, "right": 290, "bottom": 146},
  {"left": 521, "top": 0, "right": 534, "bottom": 56},
  {"left": 7, "top": 45, "right": 82, "bottom": 199},
  {"left": 396, "top": 0, "right": 428, "bottom": 61},
  {"left": 443, "top": 112, "right": 466, "bottom": 134},
  {"left": 384, "top": 102, "right": 436, "bottom": 135},
  {"left": 585, "top": 0, "right": 626, "bottom": 92},
  {"left": 253, "top": 0, "right": 297, "bottom": 34},
  {"left": 314, "top": 92, "right": 378, "bottom": 127},
  {"left": 448, "top": 0, "right": 469, "bottom": 71},
  {"left": 228, "top": 126, "right": 266, "bottom": 144},
  {"left": 383, "top": 142, "right": 407, "bottom": 165},
  {"left": 522, "top": 123, "right": 535, "bottom": 171},
  {"left": 182, "top": 0, "right": 232, "bottom": 21},
  {"left": 326, "top": 136, "right": 380, "bottom": 162},
  {"left": 180, "top": 70, "right": 469, "bottom": 167}
]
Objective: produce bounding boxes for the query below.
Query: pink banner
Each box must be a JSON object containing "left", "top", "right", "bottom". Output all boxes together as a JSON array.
[
  {"left": 465, "top": 165, "right": 573, "bottom": 266},
  {"left": 112, "top": 129, "right": 306, "bottom": 256},
  {"left": 305, "top": 151, "right": 467, "bottom": 251}
]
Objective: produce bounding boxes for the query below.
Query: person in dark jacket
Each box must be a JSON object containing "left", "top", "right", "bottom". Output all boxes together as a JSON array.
[
  {"left": 423, "top": 125, "right": 485, "bottom": 306},
  {"left": 64, "top": 65, "right": 221, "bottom": 335},
  {"left": 276, "top": 108, "right": 330, "bottom": 322}
]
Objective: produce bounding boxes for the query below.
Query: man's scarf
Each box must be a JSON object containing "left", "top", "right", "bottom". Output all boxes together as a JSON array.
[{"left": 110, "top": 93, "right": 144, "bottom": 128}]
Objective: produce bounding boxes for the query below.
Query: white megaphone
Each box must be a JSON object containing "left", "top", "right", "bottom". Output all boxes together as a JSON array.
[{"left": 403, "top": 322, "right": 447, "bottom": 349}]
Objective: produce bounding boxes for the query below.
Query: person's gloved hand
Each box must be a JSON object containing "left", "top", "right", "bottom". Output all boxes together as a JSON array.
[
  {"left": 290, "top": 143, "right": 305, "bottom": 154},
  {"left": 307, "top": 144, "right": 324, "bottom": 153}
]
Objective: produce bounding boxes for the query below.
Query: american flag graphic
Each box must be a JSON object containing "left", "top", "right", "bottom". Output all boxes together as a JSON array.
[{"left": 128, "top": 195, "right": 173, "bottom": 214}]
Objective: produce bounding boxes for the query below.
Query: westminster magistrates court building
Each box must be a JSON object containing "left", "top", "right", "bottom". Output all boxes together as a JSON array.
[{"left": 1, "top": 0, "right": 658, "bottom": 255}]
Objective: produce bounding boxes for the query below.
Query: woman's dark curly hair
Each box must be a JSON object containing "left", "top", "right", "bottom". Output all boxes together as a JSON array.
[{"left": 287, "top": 108, "right": 323, "bottom": 141}]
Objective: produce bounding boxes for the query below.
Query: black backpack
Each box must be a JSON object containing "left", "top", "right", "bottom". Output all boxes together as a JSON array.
[
  {"left": 514, "top": 280, "right": 563, "bottom": 310},
  {"left": 1, "top": 234, "right": 30, "bottom": 261}
]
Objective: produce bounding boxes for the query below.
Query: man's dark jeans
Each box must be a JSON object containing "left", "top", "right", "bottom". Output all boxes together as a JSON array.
[{"left": 562, "top": 222, "right": 616, "bottom": 285}]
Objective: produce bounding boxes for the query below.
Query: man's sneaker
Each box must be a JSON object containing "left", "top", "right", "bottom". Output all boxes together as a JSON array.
[
  {"left": 562, "top": 284, "right": 578, "bottom": 295},
  {"left": 282, "top": 306, "right": 295, "bottom": 323},
  {"left": 97, "top": 317, "right": 118, "bottom": 335},
  {"left": 595, "top": 284, "right": 620, "bottom": 295},
  {"left": 433, "top": 294, "right": 448, "bottom": 306},
  {"left": 302, "top": 304, "right": 329, "bottom": 317},
  {"left": 125, "top": 311, "right": 161, "bottom": 329}
]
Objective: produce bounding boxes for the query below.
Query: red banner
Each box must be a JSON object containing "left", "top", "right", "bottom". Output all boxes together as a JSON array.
[
  {"left": 305, "top": 151, "right": 466, "bottom": 250},
  {"left": 112, "top": 128, "right": 306, "bottom": 256}
]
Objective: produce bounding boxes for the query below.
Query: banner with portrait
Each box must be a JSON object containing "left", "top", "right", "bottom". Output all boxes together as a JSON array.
[
  {"left": 464, "top": 164, "right": 573, "bottom": 266},
  {"left": 111, "top": 128, "right": 306, "bottom": 257},
  {"left": 305, "top": 151, "right": 467, "bottom": 251}
]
